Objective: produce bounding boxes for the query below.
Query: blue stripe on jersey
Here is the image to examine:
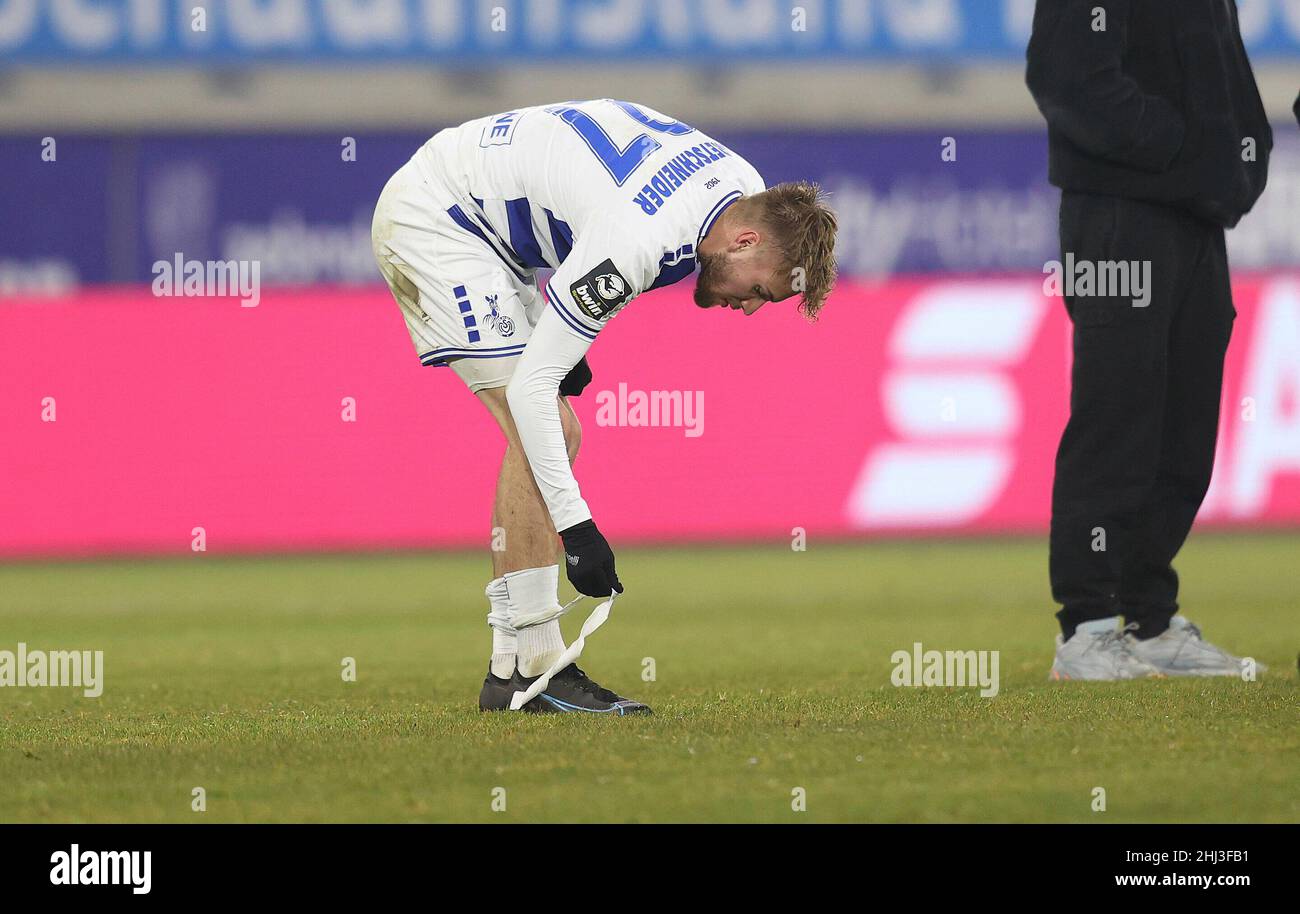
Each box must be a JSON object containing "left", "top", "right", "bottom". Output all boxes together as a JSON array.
[
  {"left": 470, "top": 195, "right": 508, "bottom": 250},
  {"left": 545, "top": 282, "right": 598, "bottom": 340},
  {"left": 697, "top": 191, "right": 743, "bottom": 247},
  {"left": 469, "top": 195, "right": 529, "bottom": 270},
  {"left": 544, "top": 209, "right": 573, "bottom": 262},
  {"left": 504, "top": 198, "right": 548, "bottom": 268},
  {"left": 446, "top": 204, "right": 529, "bottom": 283}
]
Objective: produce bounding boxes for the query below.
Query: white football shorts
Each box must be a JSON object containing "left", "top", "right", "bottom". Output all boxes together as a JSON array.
[{"left": 371, "top": 154, "right": 544, "bottom": 393}]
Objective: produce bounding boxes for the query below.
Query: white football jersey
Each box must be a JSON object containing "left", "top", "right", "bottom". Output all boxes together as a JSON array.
[{"left": 413, "top": 98, "right": 766, "bottom": 340}]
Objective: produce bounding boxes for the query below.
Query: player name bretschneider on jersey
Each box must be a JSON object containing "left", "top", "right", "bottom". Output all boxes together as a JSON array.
[{"left": 631, "top": 142, "right": 732, "bottom": 216}]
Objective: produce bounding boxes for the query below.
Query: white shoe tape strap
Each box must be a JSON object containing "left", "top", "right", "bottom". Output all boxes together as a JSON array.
[
  {"left": 510, "top": 593, "right": 585, "bottom": 630},
  {"left": 509, "top": 593, "right": 617, "bottom": 711}
]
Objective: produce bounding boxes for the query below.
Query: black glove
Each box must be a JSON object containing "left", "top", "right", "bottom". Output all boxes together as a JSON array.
[
  {"left": 559, "top": 519, "right": 623, "bottom": 597},
  {"left": 559, "top": 357, "right": 592, "bottom": 397}
]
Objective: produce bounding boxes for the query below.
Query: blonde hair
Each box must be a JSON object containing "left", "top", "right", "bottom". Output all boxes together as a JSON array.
[{"left": 745, "top": 181, "right": 838, "bottom": 320}]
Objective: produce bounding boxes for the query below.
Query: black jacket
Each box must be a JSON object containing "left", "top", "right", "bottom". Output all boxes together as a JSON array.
[{"left": 1027, "top": 0, "right": 1271, "bottom": 228}]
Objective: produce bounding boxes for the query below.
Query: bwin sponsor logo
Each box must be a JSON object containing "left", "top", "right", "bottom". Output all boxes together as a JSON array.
[
  {"left": 50, "top": 845, "right": 151, "bottom": 894},
  {"left": 891, "top": 642, "right": 1000, "bottom": 698},
  {"left": 594, "top": 273, "right": 625, "bottom": 301}
]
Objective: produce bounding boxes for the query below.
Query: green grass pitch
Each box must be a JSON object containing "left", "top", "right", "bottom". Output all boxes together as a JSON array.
[{"left": 1, "top": 534, "right": 1296, "bottom": 823}]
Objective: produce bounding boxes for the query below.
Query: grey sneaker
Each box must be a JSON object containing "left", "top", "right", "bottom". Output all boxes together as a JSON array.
[
  {"left": 1128, "top": 617, "right": 1263, "bottom": 678},
  {"left": 1049, "top": 617, "right": 1162, "bottom": 681}
]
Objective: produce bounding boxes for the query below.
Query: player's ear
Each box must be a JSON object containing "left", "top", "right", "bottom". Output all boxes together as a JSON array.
[{"left": 734, "top": 228, "right": 760, "bottom": 250}]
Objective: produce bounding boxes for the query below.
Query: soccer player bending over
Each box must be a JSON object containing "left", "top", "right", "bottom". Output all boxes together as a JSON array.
[{"left": 372, "top": 99, "right": 838, "bottom": 713}]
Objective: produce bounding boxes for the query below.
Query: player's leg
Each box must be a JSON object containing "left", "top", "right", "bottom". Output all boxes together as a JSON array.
[
  {"left": 468, "top": 372, "right": 647, "bottom": 715},
  {"left": 473, "top": 383, "right": 580, "bottom": 683},
  {"left": 472, "top": 379, "right": 647, "bottom": 714},
  {"left": 478, "top": 387, "right": 580, "bottom": 578}
]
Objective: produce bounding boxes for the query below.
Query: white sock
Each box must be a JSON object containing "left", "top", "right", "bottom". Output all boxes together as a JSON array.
[
  {"left": 517, "top": 621, "right": 566, "bottom": 678},
  {"left": 506, "top": 565, "right": 565, "bottom": 677},
  {"left": 485, "top": 576, "right": 515, "bottom": 678}
]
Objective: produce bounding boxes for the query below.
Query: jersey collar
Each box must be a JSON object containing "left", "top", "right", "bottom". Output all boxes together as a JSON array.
[{"left": 697, "top": 190, "right": 743, "bottom": 249}]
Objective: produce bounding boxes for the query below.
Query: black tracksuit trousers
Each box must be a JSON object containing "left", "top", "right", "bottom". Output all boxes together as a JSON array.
[{"left": 1050, "top": 191, "right": 1235, "bottom": 639}]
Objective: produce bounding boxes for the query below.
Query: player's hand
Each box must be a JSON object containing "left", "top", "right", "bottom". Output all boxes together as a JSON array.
[
  {"left": 559, "top": 356, "right": 592, "bottom": 397},
  {"left": 559, "top": 519, "right": 623, "bottom": 597}
]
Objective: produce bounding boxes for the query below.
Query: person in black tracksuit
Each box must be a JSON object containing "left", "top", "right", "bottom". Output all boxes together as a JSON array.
[{"left": 1026, "top": 1, "right": 1271, "bottom": 653}]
